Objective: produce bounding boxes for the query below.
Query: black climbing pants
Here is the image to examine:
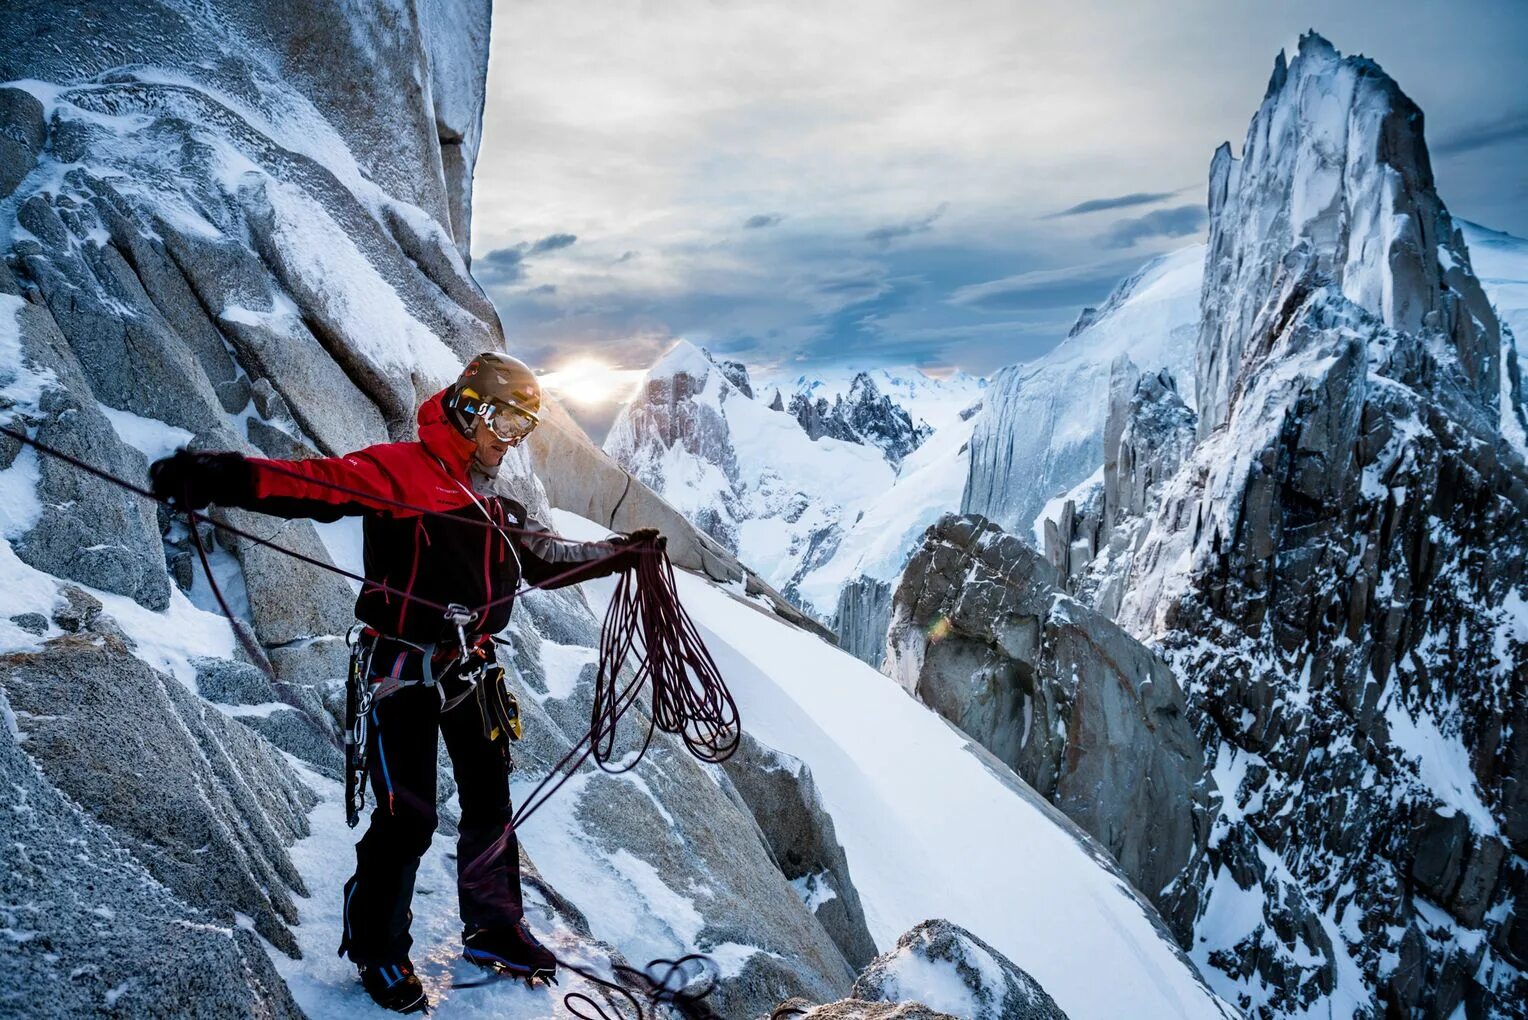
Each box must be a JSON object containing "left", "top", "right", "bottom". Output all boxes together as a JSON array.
[{"left": 339, "top": 677, "right": 522, "bottom": 965}]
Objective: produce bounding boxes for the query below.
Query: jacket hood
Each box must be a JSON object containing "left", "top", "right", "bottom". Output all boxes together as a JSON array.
[{"left": 417, "top": 388, "right": 475, "bottom": 478}]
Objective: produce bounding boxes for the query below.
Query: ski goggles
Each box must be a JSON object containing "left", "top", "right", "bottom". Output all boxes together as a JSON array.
[{"left": 458, "top": 394, "right": 541, "bottom": 441}]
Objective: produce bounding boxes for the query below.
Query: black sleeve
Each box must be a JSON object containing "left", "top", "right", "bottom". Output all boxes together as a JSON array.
[{"left": 514, "top": 513, "right": 633, "bottom": 590}]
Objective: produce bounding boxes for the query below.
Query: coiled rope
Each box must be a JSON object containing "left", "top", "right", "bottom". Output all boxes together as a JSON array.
[{"left": 0, "top": 421, "right": 740, "bottom": 1019}]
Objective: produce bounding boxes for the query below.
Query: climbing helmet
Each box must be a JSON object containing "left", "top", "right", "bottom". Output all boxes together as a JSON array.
[{"left": 447, "top": 352, "right": 542, "bottom": 441}]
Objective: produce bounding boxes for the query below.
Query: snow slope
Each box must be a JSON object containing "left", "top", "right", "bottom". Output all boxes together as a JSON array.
[{"left": 552, "top": 510, "right": 1238, "bottom": 1020}]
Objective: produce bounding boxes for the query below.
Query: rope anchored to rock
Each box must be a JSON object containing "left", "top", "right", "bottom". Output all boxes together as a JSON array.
[{"left": 0, "top": 421, "right": 740, "bottom": 1020}]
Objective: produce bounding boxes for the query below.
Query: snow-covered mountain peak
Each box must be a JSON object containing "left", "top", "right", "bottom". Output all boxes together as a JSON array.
[
  {"left": 646, "top": 337, "right": 718, "bottom": 382},
  {"left": 1197, "top": 30, "right": 1502, "bottom": 434}
]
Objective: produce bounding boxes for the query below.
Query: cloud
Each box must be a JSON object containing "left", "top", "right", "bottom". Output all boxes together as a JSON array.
[
  {"left": 1100, "top": 205, "right": 1205, "bottom": 248},
  {"left": 529, "top": 232, "right": 579, "bottom": 253},
  {"left": 865, "top": 203, "right": 948, "bottom": 246},
  {"left": 1432, "top": 110, "right": 1528, "bottom": 157},
  {"left": 1043, "top": 191, "right": 1177, "bottom": 218},
  {"left": 473, "top": 233, "right": 578, "bottom": 286},
  {"left": 744, "top": 213, "right": 784, "bottom": 229},
  {"left": 474, "top": 245, "right": 529, "bottom": 284},
  {"left": 948, "top": 259, "right": 1140, "bottom": 310}
]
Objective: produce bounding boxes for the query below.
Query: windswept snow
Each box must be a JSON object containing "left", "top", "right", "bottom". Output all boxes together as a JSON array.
[
  {"left": 962, "top": 244, "right": 1204, "bottom": 538},
  {"left": 553, "top": 509, "right": 1236, "bottom": 1020}
]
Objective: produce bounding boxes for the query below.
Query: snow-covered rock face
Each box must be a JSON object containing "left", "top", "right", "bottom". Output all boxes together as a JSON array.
[
  {"left": 1069, "top": 34, "right": 1528, "bottom": 1020},
  {"left": 1195, "top": 32, "right": 1501, "bottom": 437},
  {"left": 788, "top": 372, "right": 932, "bottom": 467},
  {"left": 0, "top": 2, "right": 502, "bottom": 1009},
  {"left": 1040, "top": 356, "right": 1198, "bottom": 619},
  {"left": 962, "top": 244, "right": 1203, "bottom": 538},
  {"left": 850, "top": 920, "right": 1070, "bottom": 1020},
  {"left": 887, "top": 514, "right": 1216, "bottom": 943}
]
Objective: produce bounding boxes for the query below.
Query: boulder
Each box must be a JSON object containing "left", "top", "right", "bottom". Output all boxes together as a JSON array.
[
  {"left": 887, "top": 513, "right": 1215, "bottom": 941},
  {"left": 852, "top": 921, "right": 1069, "bottom": 1020},
  {"left": 0, "top": 639, "right": 316, "bottom": 957}
]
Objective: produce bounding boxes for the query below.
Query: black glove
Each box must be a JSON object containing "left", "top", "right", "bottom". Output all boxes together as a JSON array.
[
  {"left": 615, "top": 527, "right": 666, "bottom": 552},
  {"left": 149, "top": 449, "right": 253, "bottom": 510}
]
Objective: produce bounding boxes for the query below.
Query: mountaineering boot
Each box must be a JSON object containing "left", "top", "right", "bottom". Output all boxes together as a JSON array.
[
  {"left": 462, "top": 918, "right": 558, "bottom": 984},
  {"left": 358, "top": 960, "right": 428, "bottom": 1013}
]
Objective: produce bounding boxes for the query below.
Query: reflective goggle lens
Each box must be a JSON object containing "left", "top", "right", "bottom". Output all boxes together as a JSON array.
[{"left": 482, "top": 402, "right": 539, "bottom": 441}]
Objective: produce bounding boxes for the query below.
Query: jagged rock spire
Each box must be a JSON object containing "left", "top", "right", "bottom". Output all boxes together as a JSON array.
[{"left": 1196, "top": 30, "right": 1501, "bottom": 435}]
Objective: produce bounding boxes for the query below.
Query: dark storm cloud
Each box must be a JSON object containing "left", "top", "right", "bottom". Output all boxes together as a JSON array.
[
  {"left": 474, "top": 245, "right": 529, "bottom": 284},
  {"left": 743, "top": 213, "right": 784, "bottom": 229},
  {"left": 529, "top": 232, "right": 579, "bottom": 253},
  {"left": 1100, "top": 205, "right": 1206, "bottom": 248},
  {"left": 1432, "top": 110, "right": 1528, "bottom": 156},
  {"left": 865, "top": 204, "right": 948, "bottom": 246},
  {"left": 473, "top": 234, "right": 578, "bottom": 286},
  {"left": 1043, "top": 191, "right": 1177, "bottom": 218}
]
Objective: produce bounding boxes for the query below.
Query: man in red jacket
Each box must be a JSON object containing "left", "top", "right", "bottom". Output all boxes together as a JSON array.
[{"left": 152, "top": 353, "right": 650, "bottom": 1013}]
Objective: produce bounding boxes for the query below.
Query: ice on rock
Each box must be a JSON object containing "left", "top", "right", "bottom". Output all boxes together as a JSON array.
[{"left": 961, "top": 244, "right": 1203, "bottom": 539}]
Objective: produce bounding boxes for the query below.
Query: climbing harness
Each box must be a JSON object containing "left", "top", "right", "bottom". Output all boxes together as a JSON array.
[
  {"left": 342, "top": 609, "right": 523, "bottom": 828},
  {"left": 0, "top": 421, "right": 738, "bottom": 1020}
]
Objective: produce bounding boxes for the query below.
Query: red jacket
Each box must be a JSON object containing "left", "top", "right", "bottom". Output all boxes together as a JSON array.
[{"left": 235, "top": 389, "right": 626, "bottom": 643}]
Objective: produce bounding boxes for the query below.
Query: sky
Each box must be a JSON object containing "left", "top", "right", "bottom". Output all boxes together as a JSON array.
[{"left": 469, "top": 0, "right": 1528, "bottom": 433}]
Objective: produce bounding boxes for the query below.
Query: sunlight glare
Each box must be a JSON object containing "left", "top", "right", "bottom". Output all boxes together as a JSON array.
[{"left": 537, "top": 356, "right": 646, "bottom": 407}]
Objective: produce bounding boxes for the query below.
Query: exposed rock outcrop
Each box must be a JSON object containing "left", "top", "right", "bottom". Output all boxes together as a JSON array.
[
  {"left": 789, "top": 372, "right": 931, "bottom": 467},
  {"left": 722, "top": 731, "right": 879, "bottom": 970},
  {"left": 1, "top": 639, "right": 316, "bottom": 957},
  {"left": 0, "top": 688, "right": 304, "bottom": 1019},
  {"left": 829, "top": 575, "right": 894, "bottom": 667},
  {"left": 768, "top": 919, "right": 1069, "bottom": 1020},
  {"left": 887, "top": 513, "right": 1216, "bottom": 941},
  {"left": 1092, "top": 34, "right": 1528, "bottom": 1018}
]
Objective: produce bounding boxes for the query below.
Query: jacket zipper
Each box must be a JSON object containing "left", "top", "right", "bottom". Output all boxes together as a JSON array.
[{"left": 395, "top": 518, "right": 425, "bottom": 633}]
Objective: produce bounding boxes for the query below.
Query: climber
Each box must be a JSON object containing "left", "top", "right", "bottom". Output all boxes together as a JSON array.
[{"left": 150, "top": 353, "right": 659, "bottom": 1014}]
